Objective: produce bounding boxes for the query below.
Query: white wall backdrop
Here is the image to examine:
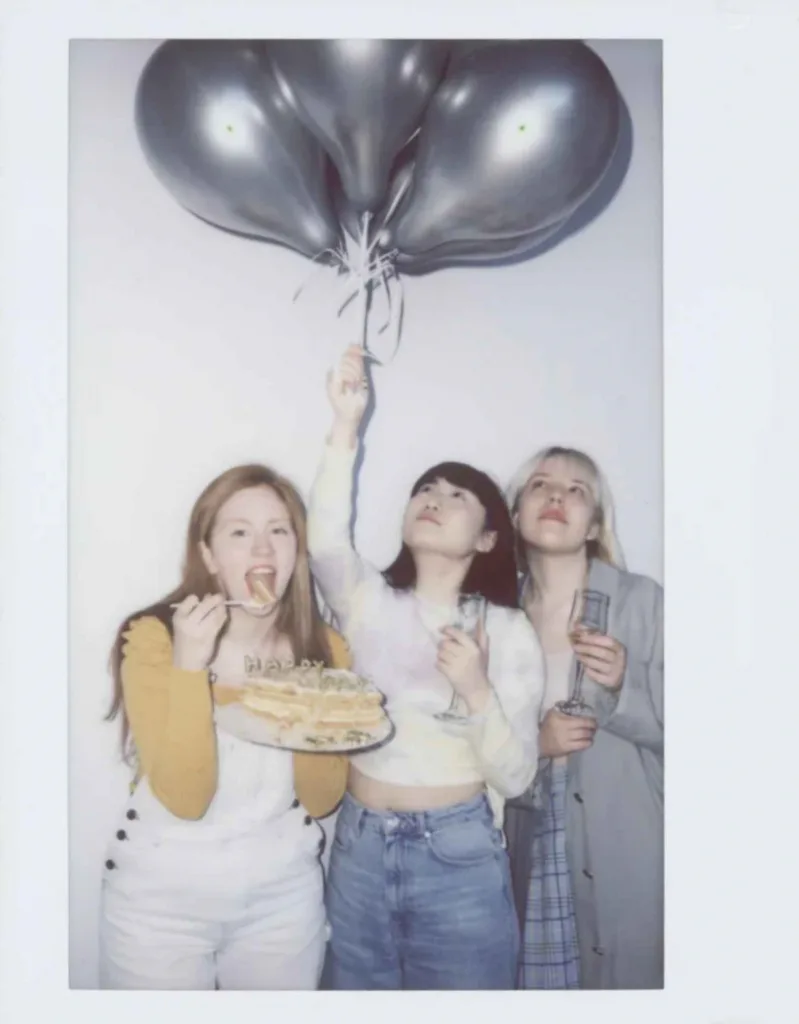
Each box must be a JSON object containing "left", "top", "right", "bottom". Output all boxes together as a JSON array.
[{"left": 68, "top": 38, "right": 662, "bottom": 987}]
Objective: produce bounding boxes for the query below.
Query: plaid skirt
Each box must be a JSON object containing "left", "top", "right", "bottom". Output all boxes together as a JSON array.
[{"left": 518, "top": 763, "right": 581, "bottom": 989}]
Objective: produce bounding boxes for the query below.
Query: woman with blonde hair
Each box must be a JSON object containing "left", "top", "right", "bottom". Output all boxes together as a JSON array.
[
  {"left": 503, "top": 445, "right": 663, "bottom": 990},
  {"left": 100, "top": 463, "right": 349, "bottom": 990}
]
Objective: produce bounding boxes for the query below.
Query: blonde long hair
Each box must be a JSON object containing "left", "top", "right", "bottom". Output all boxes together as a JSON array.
[
  {"left": 107, "top": 464, "right": 332, "bottom": 762},
  {"left": 505, "top": 445, "right": 626, "bottom": 576}
]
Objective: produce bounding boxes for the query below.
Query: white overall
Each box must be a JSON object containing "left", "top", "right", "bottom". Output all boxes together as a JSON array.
[{"left": 99, "top": 722, "right": 327, "bottom": 990}]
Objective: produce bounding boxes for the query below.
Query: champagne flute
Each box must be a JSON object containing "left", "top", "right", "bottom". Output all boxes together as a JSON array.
[
  {"left": 433, "top": 593, "right": 487, "bottom": 722},
  {"left": 555, "top": 588, "right": 610, "bottom": 718}
]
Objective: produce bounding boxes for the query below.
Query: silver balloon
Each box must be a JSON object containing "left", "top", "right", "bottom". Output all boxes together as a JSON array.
[
  {"left": 395, "top": 219, "right": 568, "bottom": 276},
  {"left": 334, "top": 136, "right": 418, "bottom": 243},
  {"left": 383, "top": 41, "right": 621, "bottom": 256},
  {"left": 336, "top": 132, "right": 564, "bottom": 273},
  {"left": 332, "top": 176, "right": 365, "bottom": 245},
  {"left": 135, "top": 41, "right": 342, "bottom": 259},
  {"left": 267, "top": 40, "right": 450, "bottom": 213},
  {"left": 447, "top": 39, "right": 514, "bottom": 61}
]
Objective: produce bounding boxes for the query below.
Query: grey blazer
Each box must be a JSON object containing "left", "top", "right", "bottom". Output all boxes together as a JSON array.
[{"left": 504, "top": 559, "right": 664, "bottom": 990}]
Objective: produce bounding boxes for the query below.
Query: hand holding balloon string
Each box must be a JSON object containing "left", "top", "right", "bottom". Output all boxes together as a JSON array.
[{"left": 327, "top": 344, "right": 370, "bottom": 448}]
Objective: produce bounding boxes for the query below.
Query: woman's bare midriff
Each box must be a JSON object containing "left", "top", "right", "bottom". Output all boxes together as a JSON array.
[{"left": 348, "top": 764, "right": 484, "bottom": 812}]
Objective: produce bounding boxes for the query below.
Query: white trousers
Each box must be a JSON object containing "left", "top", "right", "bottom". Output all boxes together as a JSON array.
[{"left": 99, "top": 825, "right": 327, "bottom": 990}]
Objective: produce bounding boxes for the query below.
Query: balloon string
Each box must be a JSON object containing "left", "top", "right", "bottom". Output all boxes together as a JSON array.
[
  {"left": 334, "top": 211, "right": 402, "bottom": 365},
  {"left": 291, "top": 245, "right": 348, "bottom": 302},
  {"left": 377, "top": 266, "right": 393, "bottom": 334},
  {"left": 357, "top": 213, "right": 372, "bottom": 351},
  {"left": 293, "top": 212, "right": 404, "bottom": 366},
  {"left": 379, "top": 178, "right": 410, "bottom": 231},
  {"left": 357, "top": 275, "right": 369, "bottom": 350},
  {"left": 380, "top": 266, "right": 403, "bottom": 365},
  {"left": 362, "top": 180, "right": 409, "bottom": 265}
]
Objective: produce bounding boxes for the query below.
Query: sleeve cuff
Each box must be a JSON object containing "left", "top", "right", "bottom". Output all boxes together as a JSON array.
[
  {"left": 580, "top": 675, "right": 621, "bottom": 724},
  {"left": 463, "top": 688, "right": 502, "bottom": 729},
  {"left": 169, "top": 666, "right": 211, "bottom": 688}
]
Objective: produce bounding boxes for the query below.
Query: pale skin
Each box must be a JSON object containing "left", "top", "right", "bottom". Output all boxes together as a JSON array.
[
  {"left": 516, "top": 456, "right": 627, "bottom": 760},
  {"left": 327, "top": 345, "right": 495, "bottom": 811},
  {"left": 172, "top": 486, "right": 298, "bottom": 686}
]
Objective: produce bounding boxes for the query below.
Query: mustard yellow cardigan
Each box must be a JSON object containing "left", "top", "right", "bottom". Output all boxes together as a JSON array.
[{"left": 120, "top": 616, "right": 349, "bottom": 820}]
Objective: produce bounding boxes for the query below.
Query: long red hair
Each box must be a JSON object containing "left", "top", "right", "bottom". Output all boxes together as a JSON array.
[{"left": 107, "top": 464, "right": 332, "bottom": 762}]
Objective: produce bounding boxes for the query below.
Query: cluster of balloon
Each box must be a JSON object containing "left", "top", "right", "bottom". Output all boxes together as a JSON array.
[{"left": 134, "top": 39, "right": 623, "bottom": 361}]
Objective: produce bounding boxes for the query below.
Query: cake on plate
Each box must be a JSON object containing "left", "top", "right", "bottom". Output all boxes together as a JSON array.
[{"left": 239, "top": 657, "right": 388, "bottom": 748}]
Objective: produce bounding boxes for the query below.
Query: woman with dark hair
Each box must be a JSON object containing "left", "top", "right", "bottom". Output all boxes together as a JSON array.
[
  {"left": 307, "top": 346, "right": 546, "bottom": 990},
  {"left": 100, "top": 463, "right": 350, "bottom": 990},
  {"left": 382, "top": 459, "right": 520, "bottom": 603}
]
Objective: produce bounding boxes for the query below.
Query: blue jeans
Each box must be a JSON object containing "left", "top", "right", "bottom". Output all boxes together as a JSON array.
[{"left": 327, "top": 792, "right": 519, "bottom": 989}]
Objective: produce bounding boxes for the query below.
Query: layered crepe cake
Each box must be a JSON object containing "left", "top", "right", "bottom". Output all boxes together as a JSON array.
[{"left": 240, "top": 657, "right": 388, "bottom": 748}]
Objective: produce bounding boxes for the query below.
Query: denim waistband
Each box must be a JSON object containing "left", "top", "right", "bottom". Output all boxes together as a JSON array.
[{"left": 339, "top": 791, "right": 492, "bottom": 838}]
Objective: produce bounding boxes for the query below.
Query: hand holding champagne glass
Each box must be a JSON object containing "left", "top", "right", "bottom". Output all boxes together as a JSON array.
[
  {"left": 556, "top": 589, "right": 611, "bottom": 718},
  {"left": 434, "top": 594, "right": 488, "bottom": 721}
]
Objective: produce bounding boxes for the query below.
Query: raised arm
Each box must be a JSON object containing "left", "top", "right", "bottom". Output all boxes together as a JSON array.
[{"left": 307, "top": 345, "right": 382, "bottom": 629}]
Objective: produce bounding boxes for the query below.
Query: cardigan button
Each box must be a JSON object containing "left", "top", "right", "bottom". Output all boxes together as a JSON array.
[
  {"left": 304, "top": 815, "right": 313, "bottom": 826},
  {"left": 116, "top": 830, "right": 128, "bottom": 841},
  {"left": 573, "top": 793, "right": 584, "bottom": 804},
  {"left": 582, "top": 868, "right": 594, "bottom": 879},
  {"left": 592, "top": 945, "right": 605, "bottom": 956},
  {"left": 126, "top": 809, "right": 138, "bottom": 820},
  {"left": 105, "top": 859, "right": 116, "bottom": 870},
  {"left": 291, "top": 799, "right": 300, "bottom": 809}
]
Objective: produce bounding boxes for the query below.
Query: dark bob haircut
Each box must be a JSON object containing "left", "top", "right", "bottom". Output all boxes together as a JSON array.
[{"left": 382, "top": 461, "right": 519, "bottom": 609}]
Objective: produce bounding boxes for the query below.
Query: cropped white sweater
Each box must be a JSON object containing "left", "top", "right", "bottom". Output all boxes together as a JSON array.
[{"left": 307, "top": 442, "right": 546, "bottom": 823}]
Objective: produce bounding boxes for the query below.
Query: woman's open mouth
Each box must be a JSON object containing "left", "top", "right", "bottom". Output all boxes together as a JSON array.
[{"left": 245, "top": 566, "right": 277, "bottom": 606}]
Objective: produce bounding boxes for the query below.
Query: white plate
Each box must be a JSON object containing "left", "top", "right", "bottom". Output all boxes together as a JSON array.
[{"left": 215, "top": 701, "right": 394, "bottom": 753}]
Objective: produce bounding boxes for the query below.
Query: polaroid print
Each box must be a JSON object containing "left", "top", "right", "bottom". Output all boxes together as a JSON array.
[
  {"left": 67, "top": 34, "right": 662, "bottom": 993},
  {"left": 1, "top": 1, "right": 791, "bottom": 1022}
]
